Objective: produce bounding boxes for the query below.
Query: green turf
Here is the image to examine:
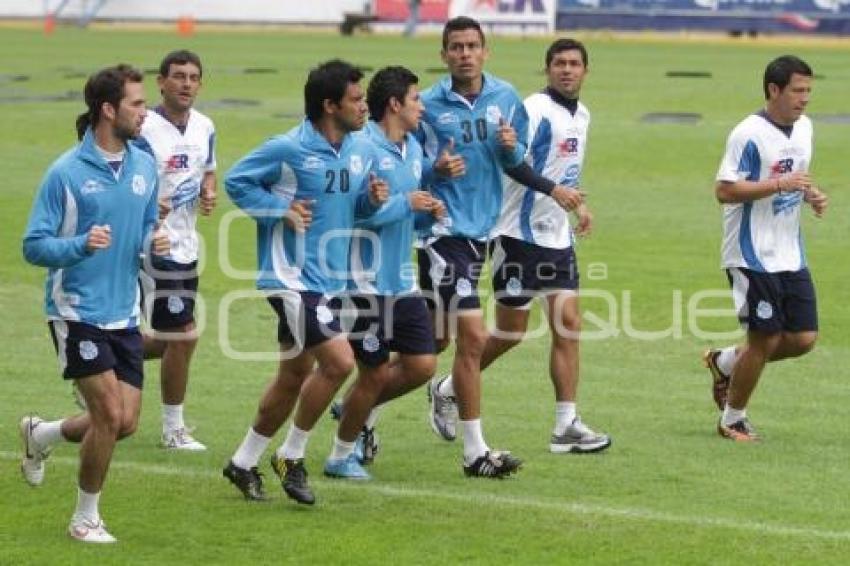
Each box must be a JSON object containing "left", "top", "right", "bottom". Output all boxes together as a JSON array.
[{"left": 1, "top": 25, "right": 849, "bottom": 564}]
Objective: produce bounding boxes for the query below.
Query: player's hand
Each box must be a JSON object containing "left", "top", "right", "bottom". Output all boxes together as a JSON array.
[
  {"left": 777, "top": 171, "right": 811, "bottom": 192},
  {"left": 430, "top": 198, "right": 447, "bottom": 220},
  {"left": 497, "top": 117, "right": 516, "bottom": 152},
  {"left": 85, "top": 224, "right": 111, "bottom": 252},
  {"left": 408, "top": 191, "right": 434, "bottom": 212},
  {"left": 151, "top": 222, "right": 170, "bottom": 256},
  {"left": 574, "top": 204, "right": 593, "bottom": 237},
  {"left": 433, "top": 138, "right": 465, "bottom": 178},
  {"left": 550, "top": 185, "right": 585, "bottom": 212},
  {"left": 283, "top": 199, "right": 313, "bottom": 233},
  {"left": 199, "top": 183, "right": 217, "bottom": 216},
  {"left": 369, "top": 172, "right": 389, "bottom": 205},
  {"left": 158, "top": 197, "right": 172, "bottom": 220},
  {"left": 804, "top": 186, "right": 828, "bottom": 218}
]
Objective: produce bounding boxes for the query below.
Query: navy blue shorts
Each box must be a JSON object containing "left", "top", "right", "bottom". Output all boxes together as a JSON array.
[
  {"left": 267, "top": 291, "right": 343, "bottom": 350},
  {"left": 726, "top": 267, "right": 818, "bottom": 333},
  {"left": 140, "top": 258, "right": 198, "bottom": 330},
  {"left": 48, "top": 320, "right": 144, "bottom": 389},
  {"left": 490, "top": 235, "right": 579, "bottom": 309},
  {"left": 347, "top": 295, "right": 436, "bottom": 367},
  {"left": 417, "top": 237, "right": 486, "bottom": 311}
]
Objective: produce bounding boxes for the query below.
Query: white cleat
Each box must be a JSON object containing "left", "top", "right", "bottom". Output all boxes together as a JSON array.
[
  {"left": 550, "top": 417, "right": 611, "bottom": 454},
  {"left": 160, "top": 427, "right": 207, "bottom": 451},
  {"left": 68, "top": 515, "right": 117, "bottom": 544},
  {"left": 20, "top": 415, "right": 51, "bottom": 486},
  {"left": 427, "top": 376, "right": 457, "bottom": 441}
]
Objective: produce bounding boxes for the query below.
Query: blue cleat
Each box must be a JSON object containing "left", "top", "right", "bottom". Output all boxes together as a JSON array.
[{"left": 324, "top": 453, "right": 371, "bottom": 480}]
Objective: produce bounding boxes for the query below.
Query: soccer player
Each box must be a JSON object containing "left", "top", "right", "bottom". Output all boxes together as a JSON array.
[
  {"left": 135, "top": 49, "right": 217, "bottom": 451},
  {"left": 222, "top": 60, "right": 387, "bottom": 504},
  {"left": 419, "top": 17, "right": 582, "bottom": 477},
  {"left": 704, "top": 55, "right": 827, "bottom": 441},
  {"left": 324, "top": 66, "right": 446, "bottom": 479},
  {"left": 436, "top": 38, "right": 611, "bottom": 454},
  {"left": 20, "top": 64, "right": 168, "bottom": 543}
]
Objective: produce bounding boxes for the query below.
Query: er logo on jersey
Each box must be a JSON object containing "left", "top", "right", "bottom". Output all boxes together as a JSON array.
[
  {"left": 557, "top": 138, "right": 579, "bottom": 156},
  {"left": 165, "top": 154, "right": 190, "bottom": 172},
  {"left": 771, "top": 158, "right": 794, "bottom": 176}
]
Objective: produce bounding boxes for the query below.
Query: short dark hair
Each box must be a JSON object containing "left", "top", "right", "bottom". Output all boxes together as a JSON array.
[
  {"left": 159, "top": 49, "right": 203, "bottom": 78},
  {"left": 442, "top": 16, "right": 485, "bottom": 50},
  {"left": 367, "top": 66, "right": 419, "bottom": 122},
  {"left": 545, "top": 38, "right": 588, "bottom": 68},
  {"left": 75, "top": 64, "right": 144, "bottom": 140},
  {"left": 304, "top": 59, "right": 364, "bottom": 123},
  {"left": 763, "top": 55, "right": 812, "bottom": 99}
]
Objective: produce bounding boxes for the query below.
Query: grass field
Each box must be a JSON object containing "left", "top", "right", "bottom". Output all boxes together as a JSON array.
[{"left": 1, "top": 24, "right": 849, "bottom": 564}]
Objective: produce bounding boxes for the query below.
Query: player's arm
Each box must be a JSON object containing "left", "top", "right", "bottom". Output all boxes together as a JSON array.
[
  {"left": 199, "top": 170, "right": 217, "bottom": 216},
  {"left": 225, "top": 137, "right": 293, "bottom": 225},
  {"left": 22, "top": 168, "right": 91, "bottom": 267},
  {"left": 715, "top": 173, "right": 810, "bottom": 204}
]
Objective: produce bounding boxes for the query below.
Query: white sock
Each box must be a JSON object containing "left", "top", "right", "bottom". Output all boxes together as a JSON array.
[
  {"left": 722, "top": 405, "right": 747, "bottom": 427},
  {"left": 279, "top": 425, "right": 311, "bottom": 460},
  {"left": 74, "top": 487, "right": 100, "bottom": 522},
  {"left": 231, "top": 427, "right": 271, "bottom": 470},
  {"left": 34, "top": 419, "right": 64, "bottom": 446},
  {"left": 438, "top": 374, "right": 455, "bottom": 398},
  {"left": 162, "top": 403, "right": 184, "bottom": 433},
  {"left": 554, "top": 402, "right": 577, "bottom": 435},
  {"left": 365, "top": 405, "right": 382, "bottom": 430},
  {"left": 461, "top": 419, "right": 489, "bottom": 464},
  {"left": 330, "top": 436, "right": 355, "bottom": 461},
  {"left": 717, "top": 346, "right": 738, "bottom": 376}
]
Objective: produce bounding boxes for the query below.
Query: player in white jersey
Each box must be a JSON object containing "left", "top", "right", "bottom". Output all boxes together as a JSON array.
[
  {"left": 704, "top": 55, "right": 828, "bottom": 442},
  {"left": 136, "top": 50, "right": 217, "bottom": 451},
  {"left": 429, "top": 39, "right": 610, "bottom": 454}
]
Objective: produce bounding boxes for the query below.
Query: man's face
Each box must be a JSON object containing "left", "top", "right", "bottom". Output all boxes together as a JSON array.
[
  {"left": 112, "top": 81, "right": 147, "bottom": 141},
  {"left": 441, "top": 28, "right": 487, "bottom": 83},
  {"left": 158, "top": 62, "right": 202, "bottom": 112},
  {"left": 397, "top": 84, "right": 424, "bottom": 132},
  {"left": 332, "top": 81, "right": 368, "bottom": 132},
  {"left": 770, "top": 73, "right": 812, "bottom": 124},
  {"left": 546, "top": 49, "right": 587, "bottom": 99}
]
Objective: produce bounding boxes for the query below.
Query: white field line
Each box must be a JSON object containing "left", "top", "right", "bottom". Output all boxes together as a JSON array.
[{"left": 3, "top": 451, "right": 848, "bottom": 542}]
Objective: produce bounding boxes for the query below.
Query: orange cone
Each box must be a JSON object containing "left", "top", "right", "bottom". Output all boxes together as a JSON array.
[
  {"left": 44, "top": 13, "right": 56, "bottom": 35},
  {"left": 177, "top": 15, "right": 195, "bottom": 36}
]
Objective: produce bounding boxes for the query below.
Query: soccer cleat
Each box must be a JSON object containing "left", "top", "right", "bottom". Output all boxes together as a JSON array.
[
  {"left": 703, "top": 349, "right": 731, "bottom": 411},
  {"left": 68, "top": 515, "right": 117, "bottom": 544},
  {"left": 270, "top": 454, "right": 315, "bottom": 505},
  {"left": 718, "top": 418, "right": 761, "bottom": 442},
  {"left": 20, "top": 415, "right": 52, "bottom": 487},
  {"left": 161, "top": 427, "right": 207, "bottom": 451},
  {"left": 355, "top": 426, "right": 379, "bottom": 465},
  {"left": 324, "top": 453, "right": 371, "bottom": 480},
  {"left": 329, "top": 400, "right": 343, "bottom": 421},
  {"left": 222, "top": 461, "right": 268, "bottom": 501},
  {"left": 427, "top": 376, "right": 457, "bottom": 441},
  {"left": 550, "top": 418, "right": 612, "bottom": 454},
  {"left": 463, "top": 450, "right": 522, "bottom": 479}
]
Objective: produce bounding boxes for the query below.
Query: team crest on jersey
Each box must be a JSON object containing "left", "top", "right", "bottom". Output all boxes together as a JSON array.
[
  {"left": 437, "top": 112, "right": 459, "bottom": 125},
  {"left": 560, "top": 164, "right": 581, "bottom": 188},
  {"left": 81, "top": 179, "right": 104, "bottom": 195},
  {"left": 485, "top": 105, "right": 502, "bottom": 125},
  {"left": 303, "top": 156, "right": 323, "bottom": 170},
  {"left": 363, "top": 333, "right": 380, "bottom": 353},
  {"left": 167, "top": 296, "right": 185, "bottom": 314},
  {"left": 412, "top": 159, "right": 422, "bottom": 181},
  {"left": 506, "top": 277, "right": 523, "bottom": 296},
  {"left": 756, "top": 301, "right": 774, "bottom": 320},
  {"left": 131, "top": 175, "right": 147, "bottom": 196},
  {"left": 316, "top": 305, "right": 334, "bottom": 325},
  {"left": 557, "top": 138, "right": 579, "bottom": 156},
  {"left": 350, "top": 155, "right": 364, "bottom": 175},
  {"left": 79, "top": 340, "right": 98, "bottom": 361},
  {"left": 456, "top": 278, "right": 472, "bottom": 298},
  {"left": 379, "top": 157, "right": 395, "bottom": 171}
]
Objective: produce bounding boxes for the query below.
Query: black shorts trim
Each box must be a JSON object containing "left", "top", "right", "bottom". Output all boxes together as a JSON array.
[
  {"left": 48, "top": 320, "right": 144, "bottom": 389},
  {"left": 347, "top": 294, "right": 436, "bottom": 367},
  {"left": 490, "top": 235, "right": 578, "bottom": 308},
  {"left": 140, "top": 258, "right": 198, "bottom": 330},
  {"left": 417, "top": 237, "right": 485, "bottom": 311},
  {"left": 726, "top": 267, "right": 818, "bottom": 333}
]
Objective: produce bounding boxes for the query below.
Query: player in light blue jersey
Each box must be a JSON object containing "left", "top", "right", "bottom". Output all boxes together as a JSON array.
[
  {"left": 20, "top": 65, "right": 169, "bottom": 543},
  {"left": 704, "top": 56, "right": 827, "bottom": 442},
  {"left": 324, "top": 66, "right": 447, "bottom": 479},
  {"left": 419, "top": 17, "right": 581, "bottom": 478},
  {"left": 222, "top": 60, "right": 388, "bottom": 505}
]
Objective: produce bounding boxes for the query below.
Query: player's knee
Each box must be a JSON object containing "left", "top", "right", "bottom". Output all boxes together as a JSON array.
[
  {"left": 793, "top": 332, "right": 817, "bottom": 356},
  {"left": 118, "top": 414, "right": 139, "bottom": 439},
  {"left": 456, "top": 327, "right": 488, "bottom": 357},
  {"left": 323, "top": 352, "right": 355, "bottom": 382},
  {"left": 406, "top": 355, "right": 437, "bottom": 384},
  {"left": 91, "top": 402, "right": 123, "bottom": 437}
]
